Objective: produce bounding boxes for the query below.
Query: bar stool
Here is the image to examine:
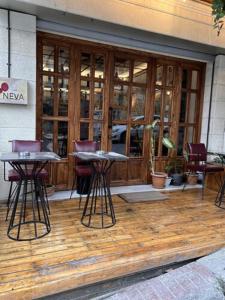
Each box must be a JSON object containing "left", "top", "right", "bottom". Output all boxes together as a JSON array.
[
  {"left": 70, "top": 140, "right": 98, "bottom": 208},
  {"left": 5, "top": 140, "right": 50, "bottom": 221}
]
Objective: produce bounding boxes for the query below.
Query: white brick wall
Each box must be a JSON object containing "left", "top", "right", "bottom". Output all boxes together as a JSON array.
[{"left": 0, "top": 9, "right": 36, "bottom": 201}]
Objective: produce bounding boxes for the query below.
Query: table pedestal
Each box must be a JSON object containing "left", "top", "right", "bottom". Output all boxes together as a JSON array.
[
  {"left": 81, "top": 160, "right": 116, "bottom": 229},
  {"left": 7, "top": 161, "right": 50, "bottom": 241}
]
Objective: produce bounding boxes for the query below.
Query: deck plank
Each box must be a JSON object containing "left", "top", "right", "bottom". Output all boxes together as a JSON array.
[{"left": 0, "top": 189, "right": 225, "bottom": 299}]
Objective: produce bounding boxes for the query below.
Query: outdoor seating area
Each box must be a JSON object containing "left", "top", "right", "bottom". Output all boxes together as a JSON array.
[
  {"left": 1, "top": 1, "right": 225, "bottom": 299},
  {"left": 0, "top": 188, "right": 225, "bottom": 299}
]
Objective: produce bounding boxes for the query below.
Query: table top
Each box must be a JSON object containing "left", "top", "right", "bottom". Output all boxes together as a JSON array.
[
  {"left": 0, "top": 152, "right": 61, "bottom": 162},
  {"left": 72, "top": 151, "right": 128, "bottom": 162}
]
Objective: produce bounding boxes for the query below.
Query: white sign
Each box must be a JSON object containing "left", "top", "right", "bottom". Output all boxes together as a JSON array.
[{"left": 0, "top": 77, "right": 28, "bottom": 105}]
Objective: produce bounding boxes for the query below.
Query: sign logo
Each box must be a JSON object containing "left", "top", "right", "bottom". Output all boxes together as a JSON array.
[{"left": 0, "top": 78, "right": 28, "bottom": 105}]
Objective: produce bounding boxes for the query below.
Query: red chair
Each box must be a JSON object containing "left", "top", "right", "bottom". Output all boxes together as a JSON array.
[
  {"left": 5, "top": 140, "right": 49, "bottom": 220},
  {"left": 183, "top": 143, "right": 223, "bottom": 198},
  {"left": 70, "top": 140, "right": 99, "bottom": 208}
]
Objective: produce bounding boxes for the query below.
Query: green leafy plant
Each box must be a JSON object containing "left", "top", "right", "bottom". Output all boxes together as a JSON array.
[
  {"left": 146, "top": 119, "right": 175, "bottom": 175},
  {"left": 212, "top": 0, "right": 225, "bottom": 35},
  {"left": 165, "top": 157, "right": 184, "bottom": 175}
]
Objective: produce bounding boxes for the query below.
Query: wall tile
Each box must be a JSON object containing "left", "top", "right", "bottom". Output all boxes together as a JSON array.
[
  {"left": 0, "top": 51, "right": 8, "bottom": 77},
  {"left": 212, "top": 84, "right": 225, "bottom": 102},
  {"left": 11, "top": 30, "right": 36, "bottom": 57},
  {"left": 10, "top": 11, "right": 36, "bottom": 33},
  {"left": 11, "top": 54, "right": 36, "bottom": 81},
  {"left": 0, "top": 25, "right": 8, "bottom": 53},
  {"left": 211, "top": 118, "right": 225, "bottom": 135},
  {"left": 215, "top": 55, "right": 225, "bottom": 69},
  {"left": 204, "top": 62, "right": 213, "bottom": 87},
  {"left": 0, "top": 127, "right": 35, "bottom": 142},
  {"left": 0, "top": 176, "right": 10, "bottom": 201},
  {"left": 201, "top": 118, "right": 209, "bottom": 135},
  {"left": 208, "top": 134, "right": 224, "bottom": 152},
  {"left": 213, "top": 101, "right": 225, "bottom": 119},
  {"left": 0, "top": 104, "right": 36, "bottom": 128},
  {"left": 0, "top": 9, "right": 7, "bottom": 27},
  {"left": 202, "top": 101, "right": 210, "bottom": 119},
  {"left": 200, "top": 133, "right": 207, "bottom": 145}
]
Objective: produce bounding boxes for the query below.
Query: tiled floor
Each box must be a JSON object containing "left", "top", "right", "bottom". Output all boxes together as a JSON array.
[{"left": 49, "top": 184, "right": 202, "bottom": 201}]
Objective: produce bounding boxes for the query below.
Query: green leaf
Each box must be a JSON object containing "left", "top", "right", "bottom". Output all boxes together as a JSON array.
[{"left": 162, "top": 137, "right": 175, "bottom": 149}]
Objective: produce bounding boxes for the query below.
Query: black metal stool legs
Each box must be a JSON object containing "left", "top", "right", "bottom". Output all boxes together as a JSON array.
[
  {"left": 7, "top": 162, "right": 51, "bottom": 241},
  {"left": 215, "top": 175, "right": 225, "bottom": 209},
  {"left": 81, "top": 160, "right": 116, "bottom": 229}
]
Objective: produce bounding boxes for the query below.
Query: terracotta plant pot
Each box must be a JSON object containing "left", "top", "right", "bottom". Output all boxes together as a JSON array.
[
  {"left": 152, "top": 172, "right": 167, "bottom": 189},
  {"left": 187, "top": 174, "right": 198, "bottom": 185}
]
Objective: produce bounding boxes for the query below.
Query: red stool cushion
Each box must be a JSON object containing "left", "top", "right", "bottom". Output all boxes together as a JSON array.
[
  {"left": 75, "top": 165, "right": 92, "bottom": 177},
  {"left": 8, "top": 169, "right": 48, "bottom": 181}
]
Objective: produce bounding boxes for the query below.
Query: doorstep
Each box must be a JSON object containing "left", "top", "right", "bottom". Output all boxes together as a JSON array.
[{"left": 48, "top": 184, "right": 202, "bottom": 201}]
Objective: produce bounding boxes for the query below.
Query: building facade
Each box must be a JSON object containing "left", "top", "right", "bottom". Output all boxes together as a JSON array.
[{"left": 0, "top": 0, "right": 225, "bottom": 200}]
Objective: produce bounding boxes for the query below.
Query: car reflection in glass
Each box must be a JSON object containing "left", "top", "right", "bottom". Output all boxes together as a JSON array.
[{"left": 111, "top": 115, "right": 162, "bottom": 143}]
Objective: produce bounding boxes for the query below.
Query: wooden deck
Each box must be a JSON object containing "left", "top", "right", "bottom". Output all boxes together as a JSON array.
[{"left": 1, "top": 188, "right": 225, "bottom": 299}]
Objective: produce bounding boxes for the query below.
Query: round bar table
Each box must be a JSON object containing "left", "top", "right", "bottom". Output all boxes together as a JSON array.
[
  {"left": 73, "top": 151, "right": 128, "bottom": 229},
  {"left": 0, "top": 152, "right": 60, "bottom": 241}
]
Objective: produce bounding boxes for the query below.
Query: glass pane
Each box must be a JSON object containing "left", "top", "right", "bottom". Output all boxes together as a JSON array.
[
  {"left": 94, "top": 82, "right": 104, "bottom": 120},
  {"left": 80, "top": 123, "right": 89, "bottom": 140},
  {"left": 191, "top": 70, "right": 198, "bottom": 90},
  {"left": 166, "top": 66, "right": 174, "bottom": 86},
  {"left": 164, "top": 90, "right": 172, "bottom": 122},
  {"left": 80, "top": 81, "right": 90, "bottom": 118},
  {"left": 133, "top": 61, "right": 147, "bottom": 84},
  {"left": 179, "top": 92, "right": 187, "bottom": 123},
  {"left": 58, "top": 121, "right": 68, "bottom": 158},
  {"left": 42, "top": 75, "right": 54, "bottom": 116},
  {"left": 95, "top": 55, "right": 104, "bottom": 79},
  {"left": 58, "top": 78, "right": 68, "bottom": 116},
  {"left": 112, "top": 124, "right": 126, "bottom": 154},
  {"left": 188, "top": 93, "right": 196, "bottom": 123},
  {"left": 162, "top": 126, "right": 170, "bottom": 156},
  {"left": 81, "top": 53, "right": 91, "bottom": 77},
  {"left": 42, "top": 121, "right": 53, "bottom": 152},
  {"left": 131, "top": 87, "right": 146, "bottom": 120},
  {"left": 112, "top": 85, "right": 128, "bottom": 120},
  {"left": 187, "top": 127, "right": 194, "bottom": 143},
  {"left": 114, "top": 58, "right": 130, "bottom": 81},
  {"left": 43, "top": 45, "right": 54, "bottom": 72},
  {"left": 58, "top": 48, "right": 69, "bottom": 73},
  {"left": 177, "top": 126, "right": 185, "bottom": 156},
  {"left": 156, "top": 65, "right": 163, "bottom": 85},
  {"left": 182, "top": 69, "right": 188, "bottom": 88},
  {"left": 93, "top": 122, "right": 102, "bottom": 142},
  {"left": 129, "top": 125, "right": 144, "bottom": 157},
  {"left": 154, "top": 88, "right": 161, "bottom": 120}
]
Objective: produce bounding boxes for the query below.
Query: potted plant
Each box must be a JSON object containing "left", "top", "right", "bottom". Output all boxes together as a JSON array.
[
  {"left": 186, "top": 172, "right": 198, "bottom": 185},
  {"left": 183, "top": 150, "right": 198, "bottom": 186},
  {"left": 165, "top": 157, "right": 184, "bottom": 186},
  {"left": 146, "top": 119, "right": 175, "bottom": 189},
  {"left": 212, "top": 0, "right": 225, "bottom": 35}
]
